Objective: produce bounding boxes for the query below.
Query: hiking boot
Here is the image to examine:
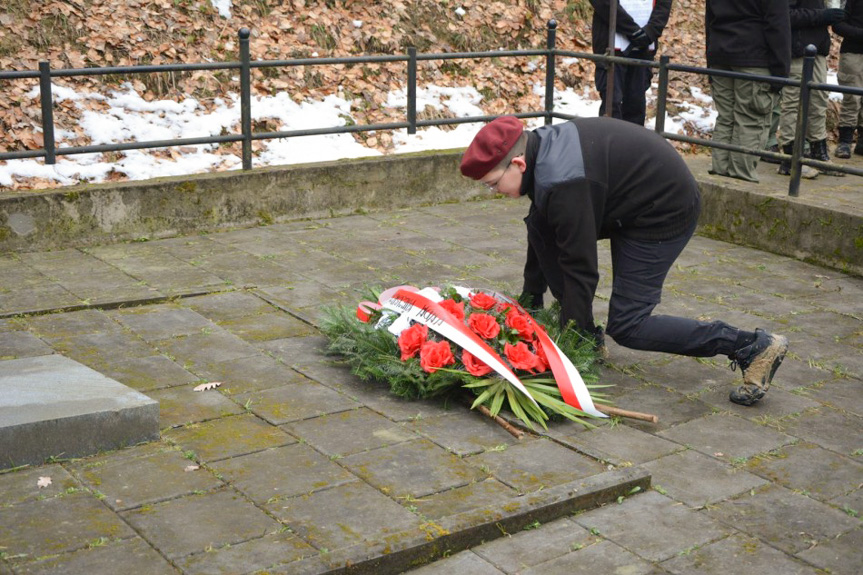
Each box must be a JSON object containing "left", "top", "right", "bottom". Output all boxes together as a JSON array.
[
  {"left": 835, "top": 127, "right": 854, "bottom": 159},
  {"left": 778, "top": 144, "right": 819, "bottom": 179},
  {"left": 728, "top": 329, "right": 788, "bottom": 406},
  {"left": 806, "top": 139, "right": 844, "bottom": 176},
  {"left": 855, "top": 127, "right": 863, "bottom": 156},
  {"left": 762, "top": 143, "right": 782, "bottom": 165}
]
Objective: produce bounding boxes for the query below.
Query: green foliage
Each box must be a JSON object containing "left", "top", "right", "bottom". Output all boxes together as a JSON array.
[{"left": 319, "top": 287, "right": 609, "bottom": 430}]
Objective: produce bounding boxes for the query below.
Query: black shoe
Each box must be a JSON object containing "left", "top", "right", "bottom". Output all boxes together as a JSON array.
[
  {"left": 806, "top": 139, "right": 844, "bottom": 176},
  {"left": 835, "top": 142, "right": 852, "bottom": 159},
  {"left": 836, "top": 127, "right": 854, "bottom": 159},
  {"left": 728, "top": 329, "right": 788, "bottom": 406},
  {"left": 762, "top": 143, "right": 782, "bottom": 165},
  {"left": 778, "top": 143, "right": 819, "bottom": 178}
]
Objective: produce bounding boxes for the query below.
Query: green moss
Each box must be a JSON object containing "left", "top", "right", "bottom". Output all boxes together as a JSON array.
[
  {"left": 257, "top": 210, "right": 274, "bottom": 225},
  {"left": 177, "top": 181, "right": 197, "bottom": 194}
]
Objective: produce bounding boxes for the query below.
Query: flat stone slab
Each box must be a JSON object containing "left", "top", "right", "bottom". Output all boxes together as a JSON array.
[{"left": 0, "top": 355, "right": 159, "bottom": 469}]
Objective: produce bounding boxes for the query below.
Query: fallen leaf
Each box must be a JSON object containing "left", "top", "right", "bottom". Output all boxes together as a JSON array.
[
  {"left": 713, "top": 452, "right": 724, "bottom": 457},
  {"left": 37, "top": 476, "right": 52, "bottom": 488},
  {"left": 193, "top": 381, "right": 222, "bottom": 392},
  {"left": 184, "top": 464, "right": 200, "bottom": 472}
]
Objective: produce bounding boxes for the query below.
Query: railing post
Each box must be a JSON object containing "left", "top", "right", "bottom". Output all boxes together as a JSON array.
[
  {"left": 605, "top": 0, "right": 618, "bottom": 118},
  {"left": 654, "top": 55, "right": 669, "bottom": 134},
  {"left": 544, "top": 19, "right": 557, "bottom": 125},
  {"left": 239, "top": 28, "right": 252, "bottom": 171},
  {"left": 789, "top": 45, "right": 816, "bottom": 197},
  {"left": 38, "top": 61, "right": 56, "bottom": 165},
  {"left": 407, "top": 47, "right": 417, "bottom": 135}
]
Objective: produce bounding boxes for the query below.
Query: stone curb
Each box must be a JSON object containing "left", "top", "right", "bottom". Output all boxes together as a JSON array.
[{"left": 318, "top": 467, "right": 650, "bottom": 574}]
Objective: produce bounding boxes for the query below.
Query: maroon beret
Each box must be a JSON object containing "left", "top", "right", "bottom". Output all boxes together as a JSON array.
[{"left": 460, "top": 116, "right": 524, "bottom": 180}]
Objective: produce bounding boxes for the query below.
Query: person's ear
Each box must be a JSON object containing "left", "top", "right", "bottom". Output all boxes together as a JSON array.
[{"left": 511, "top": 155, "right": 527, "bottom": 173}]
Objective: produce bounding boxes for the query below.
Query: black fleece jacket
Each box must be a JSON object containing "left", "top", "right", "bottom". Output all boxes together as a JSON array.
[
  {"left": 790, "top": 0, "right": 833, "bottom": 57},
  {"left": 520, "top": 117, "right": 701, "bottom": 332},
  {"left": 834, "top": 0, "right": 863, "bottom": 54},
  {"left": 705, "top": 0, "right": 791, "bottom": 78}
]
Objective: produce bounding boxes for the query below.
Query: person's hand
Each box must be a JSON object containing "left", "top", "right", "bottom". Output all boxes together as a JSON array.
[
  {"left": 628, "top": 28, "right": 652, "bottom": 50},
  {"left": 518, "top": 291, "right": 544, "bottom": 312},
  {"left": 820, "top": 8, "right": 846, "bottom": 25}
]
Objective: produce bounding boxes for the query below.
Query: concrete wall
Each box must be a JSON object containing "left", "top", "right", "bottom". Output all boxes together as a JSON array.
[
  {"left": 0, "top": 151, "right": 484, "bottom": 252},
  {"left": 697, "top": 181, "right": 862, "bottom": 277},
  {"left": 1, "top": 151, "right": 860, "bottom": 276}
]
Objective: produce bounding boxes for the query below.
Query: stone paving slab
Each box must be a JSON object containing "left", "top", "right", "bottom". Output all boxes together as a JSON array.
[
  {"left": 13, "top": 537, "right": 180, "bottom": 575},
  {"left": 0, "top": 355, "right": 158, "bottom": 469},
  {"left": 707, "top": 484, "right": 860, "bottom": 555},
  {"left": 660, "top": 533, "right": 821, "bottom": 575},
  {"left": 0, "top": 491, "right": 137, "bottom": 558},
  {"left": 120, "top": 488, "right": 281, "bottom": 560},
  {"left": 66, "top": 443, "right": 224, "bottom": 511},
  {"left": 640, "top": 449, "right": 769, "bottom": 507}
]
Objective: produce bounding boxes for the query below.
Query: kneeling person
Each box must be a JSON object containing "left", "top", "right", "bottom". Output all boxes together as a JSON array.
[{"left": 459, "top": 116, "right": 787, "bottom": 405}]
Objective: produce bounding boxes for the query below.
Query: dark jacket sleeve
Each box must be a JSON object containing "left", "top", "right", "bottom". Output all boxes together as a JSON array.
[
  {"left": 590, "top": 0, "right": 641, "bottom": 36},
  {"left": 644, "top": 0, "right": 673, "bottom": 41},
  {"left": 834, "top": 0, "right": 863, "bottom": 40},
  {"left": 544, "top": 180, "right": 603, "bottom": 332},
  {"left": 590, "top": 0, "right": 673, "bottom": 41},
  {"left": 767, "top": 0, "right": 793, "bottom": 77},
  {"left": 789, "top": 1, "right": 826, "bottom": 29}
]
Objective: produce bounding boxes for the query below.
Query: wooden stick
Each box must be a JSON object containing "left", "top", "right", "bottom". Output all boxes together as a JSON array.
[
  {"left": 477, "top": 405, "right": 524, "bottom": 439},
  {"left": 596, "top": 405, "right": 659, "bottom": 424}
]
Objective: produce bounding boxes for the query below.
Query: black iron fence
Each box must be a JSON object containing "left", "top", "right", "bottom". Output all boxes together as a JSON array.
[{"left": 3, "top": 21, "right": 862, "bottom": 197}]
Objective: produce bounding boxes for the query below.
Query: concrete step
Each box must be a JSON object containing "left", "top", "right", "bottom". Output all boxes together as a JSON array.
[{"left": 0, "top": 355, "right": 159, "bottom": 470}]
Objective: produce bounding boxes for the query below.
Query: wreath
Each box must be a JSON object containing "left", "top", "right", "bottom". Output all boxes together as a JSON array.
[{"left": 319, "top": 285, "right": 612, "bottom": 431}]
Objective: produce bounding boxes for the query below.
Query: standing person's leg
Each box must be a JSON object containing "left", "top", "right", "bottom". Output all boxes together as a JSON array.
[
  {"left": 709, "top": 67, "right": 736, "bottom": 177},
  {"left": 778, "top": 58, "right": 818, "bottom": 177},
  {"left": 620, "top": 58, "right": 652, "bottom": 126},
  {"left": 836, "top": 52, "right": 860, "bottom": 158},
  {"left": 727, "top": 67, "right": 776, "bottom": 182},
  {"left": 596, "top": 62, "right": 625, "bottom": 120},
  {"left": 778, "top": 58, "right": 803, "bottom": 149},
  {"left": 804, "top": 55, "right": 843, "bottom": 174},
  {"left": 806, "top": 55, "right": 830, "bottom": 143},
  {"left": 604, "top": 221, "right": 787, "bottom": 405}
]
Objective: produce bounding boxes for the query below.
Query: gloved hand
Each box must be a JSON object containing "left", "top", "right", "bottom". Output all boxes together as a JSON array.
[
  {"left": 517, "top": 291, "right": 544, "bottom": 311},
  {"left": 628, "top": 28, "right": 652, "bottom": 50},
  {"left": 589, "top": 325, "right": 609, "bottom": 361},
  {"left": 820, "top": 8, "right": 846, "bottom": 25}
]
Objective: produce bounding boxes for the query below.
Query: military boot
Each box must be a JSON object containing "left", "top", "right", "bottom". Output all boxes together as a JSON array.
[
  {"left": 835, "top": 126, "right": 854, "bottom": 159},
  {"left": 806, "top": 139, "right": 844, "bottom": 176},
  {"left": 777, "top": 143, "right": 818, "bottom": 179}
]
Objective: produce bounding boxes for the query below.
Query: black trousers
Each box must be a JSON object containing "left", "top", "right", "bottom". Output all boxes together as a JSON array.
[
  {"left": 595, "top": 56, "right": 654, "bottom": 126},
  {"left": 524, "top": 219, "right": 740, "bottom": 358},
  {"left": 603, "top": 222, "right": 739, "bottom": 357}
]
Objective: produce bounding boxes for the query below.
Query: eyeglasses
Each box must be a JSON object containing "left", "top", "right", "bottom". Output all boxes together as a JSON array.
[{"left": 483, "top": 163, "right": 513, "bottom": 191}]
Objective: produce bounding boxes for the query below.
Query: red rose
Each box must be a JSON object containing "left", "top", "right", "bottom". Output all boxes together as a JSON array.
[
  {"left": 398, "top": 323, "right": 429, "bottom": 361},
  {"left": 462, "top": 350, "right": 493, "bottom": 376},
  {"left": 533, "top": 342, "right": 549, "bottom": 373},
  {"left": 504, "top": 341, "right": 541, "bottom": 373},
  {"left": 505, "top": 308, "right": 534, "bottom": 340},
  {"left": 420, "top": 340, "right": 455, "bottom": 373},
  {"left": 468, "top": 312, "right": 501, "bottom": 340},
  {"left": 439, "top": 299, "right": 465, "bottom": 321},
  {"left": 469, "top": 292, "right": 498, "bottom": 310}
]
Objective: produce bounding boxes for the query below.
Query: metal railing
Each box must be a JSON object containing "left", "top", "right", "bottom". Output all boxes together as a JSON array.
[{"left": 3, "top": 21, "right": 862, "bottom": 196}]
